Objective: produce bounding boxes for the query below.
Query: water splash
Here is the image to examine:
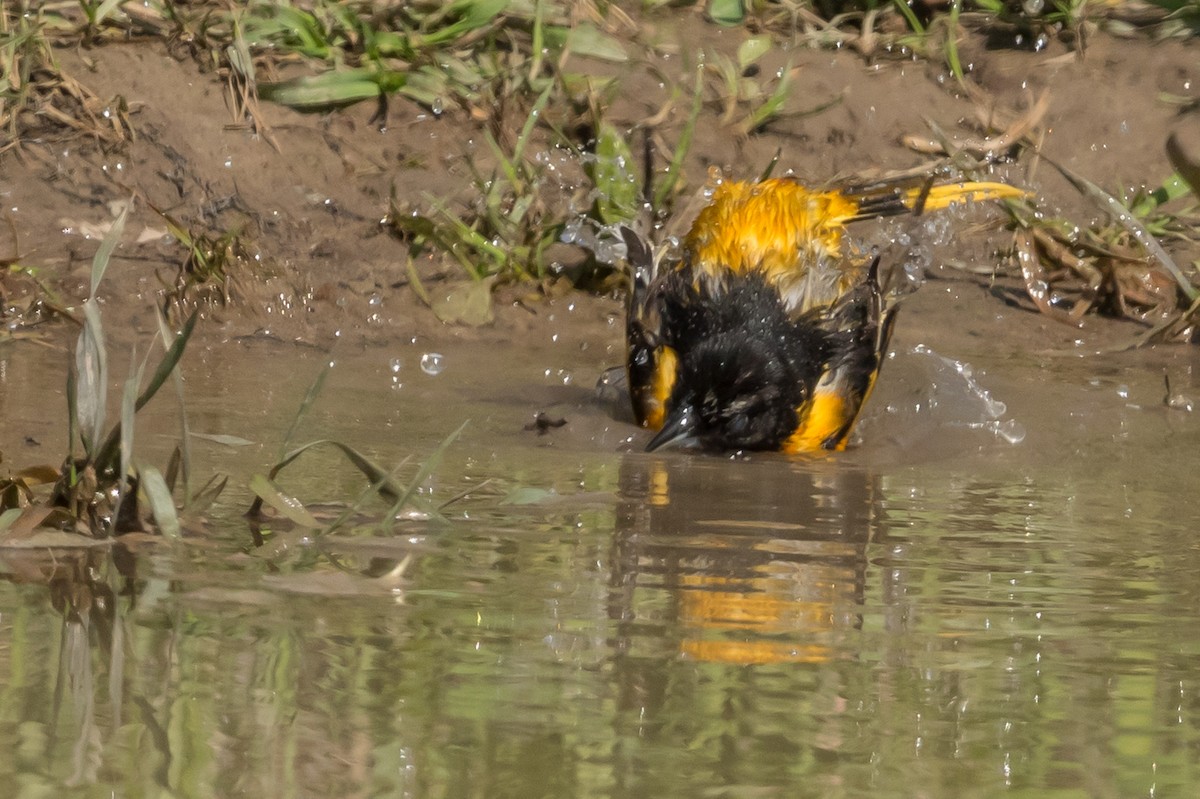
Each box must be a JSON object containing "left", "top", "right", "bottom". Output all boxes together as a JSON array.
[
  {"left": 878, "top": 345, "right": 1025, "bottom": 445},
  {"left": 562, "top": 216, "right": 629, "bottom": 265}
]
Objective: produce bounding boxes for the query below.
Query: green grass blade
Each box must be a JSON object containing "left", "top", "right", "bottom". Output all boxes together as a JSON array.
[
  {"left": 139, "top": 464, "right": 181, "bottom": 539},
  {"left": 247, "top": 439, "right": 404, "bottom": 518},
  {"left": 187, "top": 474, "right": 229, "bottom": 518},
  {"left": 382, "top": 421, "right": 467, "bottom": 529},
  {"left": 589, "top": 121, "right": 641, "bottom": 224},
  {"left": 740, "top": 61, "right": 792, "bottom": 135},
  {"left": 93, "top": 0, "right": 126, "bottom": 27},
  {"left": 90, "top": 200, "right": 129, "bottom": 299},
  {"left": 1167, "top": 132, "right": 1200, "bottom": 199},
  {"left": 483, "top": 129, "right": 521, "bottom": 191},
  {"left": 280, "top": 359, "right": 332, "bottom": 459},
  {"left": 944, "top": 0, "right": 965, "bottom": 85},
  {"left": 74, "top": 300, "right": 108, "bottom": 458},
  {"left": 135, "top": 309, "right": 198, "bottom": 413},
  {"left": 66, "top": 336, "right": 79, "bottom": 460},
  {"left": 259, "top": 69, "right": 399, "bottom": 109},
  {"left": 893, "top": 0, "right": 927, "bottom": 34},
  {"left": 512, "top": 81, "right": 554, "bottom": 168},
  {"left": 157, "top": 309, "right": 192, "bottom": 504},
  {"left": 118, "top": 346, "right": 140, "bottom": 501},
  {"left": 528, "top": 0, "right": 545, "bottom": 83},
  {"left": 93, "top": 310, "right": 198, "bottom": 475},
  {"left": 654, "top": 68, "right": 703, "bottom": 212},
  {"left": 248, "top": 474, "right": 321, "bottom": 528}
]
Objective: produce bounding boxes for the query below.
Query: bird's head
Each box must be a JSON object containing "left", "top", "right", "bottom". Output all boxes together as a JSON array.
[{"left": 646, "top": 333, "right": 805, "bottom": 453}]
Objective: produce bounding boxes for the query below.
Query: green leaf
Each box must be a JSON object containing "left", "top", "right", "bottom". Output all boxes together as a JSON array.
[
  {"left": 588, "top": 122, "right": 641, "bottom": 225},
  {"left": 249, "top": 474, "right": 320, "bottom": 528},
  {"left": 563, "top": 23, "right": 628, "bottom": 62},
  {"left": 708, "top": 0, "right": 745, "bottom": 26},
  {"left": 157, "top": 309, "right": 192, "bottom": 505},
  {"left": 118, "top": 346, "right": 143, "bottom": 501},
  {"left": 432, "top": 276, "right": 496, "bottom": 326},
  {"left": 260, "top": 69, "right": 403, "bottom": 109},
  {"left": 411, "top": 0, "right": 508, "bottom": 48},
  {"left": 737, "top": 36, "right": 772, "bottom": 71},
  {"left": 75, "top": 300, "right": 108, "bottom": 457},
  {"left": 90, "top": 200, "right": 129, "bottom": 299},
  {"left": 1167, "top": 133, "right": 1200, "bottom": 200},
  {"left": 140, "top": 464, "right": 181, "bottom": 539}
]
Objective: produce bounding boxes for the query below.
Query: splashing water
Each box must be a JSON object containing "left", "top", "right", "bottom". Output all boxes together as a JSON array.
[
  {"left": 562, "top": 216, "right": 629, "bottom": 266},
  {"left": 875, "top": 345, "right": 1026, "bottom": 446}
]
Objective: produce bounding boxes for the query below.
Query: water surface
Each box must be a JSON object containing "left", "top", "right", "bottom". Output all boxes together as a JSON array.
[{"left": 2, "top": 308, "right": 1199, "bottom": 798}]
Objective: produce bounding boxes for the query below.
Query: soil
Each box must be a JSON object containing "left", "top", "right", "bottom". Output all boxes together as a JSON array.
[{"left": 1, "top": 12, "right": 1199, "bottom": 431}]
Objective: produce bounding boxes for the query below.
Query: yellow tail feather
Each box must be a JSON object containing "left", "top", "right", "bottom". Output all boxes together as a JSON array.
[{"left": 900, "top": 181, "right": 1028, "bottom": 213}]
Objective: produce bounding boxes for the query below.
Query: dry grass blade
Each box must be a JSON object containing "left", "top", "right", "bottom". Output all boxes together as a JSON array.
[
  {"left": 0, "top": 505, "right": 74, "bottom": 543},
  {"left": 904, "top": 92, "right": 1050, "bottom": 161},
  {"left": 1014, "top": 229, "right": 1081, "bottom": 327}
]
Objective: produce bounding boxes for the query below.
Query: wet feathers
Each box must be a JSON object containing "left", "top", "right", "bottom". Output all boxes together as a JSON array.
[{"left": 624, "top": 176, "right": 1024, "bottom": 453}]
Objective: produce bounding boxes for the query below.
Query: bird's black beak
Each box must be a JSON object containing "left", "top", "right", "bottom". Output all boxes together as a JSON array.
[{"left": 645, "top": 404, "right": 697, "bottom": 452}]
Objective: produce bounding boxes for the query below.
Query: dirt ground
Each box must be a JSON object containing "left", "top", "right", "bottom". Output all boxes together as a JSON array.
[{"left": 2, "top": 13, "right": 1198, "bottom": 355}]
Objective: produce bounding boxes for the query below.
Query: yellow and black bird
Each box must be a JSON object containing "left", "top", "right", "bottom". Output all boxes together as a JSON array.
[{"left": 623, "top": 174, "right": 1024, "bottom": 453}]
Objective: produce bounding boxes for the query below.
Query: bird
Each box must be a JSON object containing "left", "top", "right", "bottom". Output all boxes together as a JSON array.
[{"left": 622, "top": 174, "right": 1025, "bottom": 454}]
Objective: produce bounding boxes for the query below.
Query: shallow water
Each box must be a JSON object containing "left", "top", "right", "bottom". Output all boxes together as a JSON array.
[{"left": 3, "top": 303, "right": 1200, "bottom": 798}]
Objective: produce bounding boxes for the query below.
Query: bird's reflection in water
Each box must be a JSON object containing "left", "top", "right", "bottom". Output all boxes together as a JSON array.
[{"left": 611, "top": 453, "right": 885, "bottom": 665}]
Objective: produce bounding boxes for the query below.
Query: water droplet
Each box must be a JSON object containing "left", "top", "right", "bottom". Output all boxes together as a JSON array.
[
  {"left": 224, "top": 156, "right": 233, "bottom": 168},
  {"left": 993, "top": 419, "right": 1026, "bottom": 445},
  {"left": 420, "top": 352, "right": 445, "bottom": 375},
  {"left": 390, "top": 357, "right": 403, "bottom": 374},
  {"left": 1116, "top": 384, "right": 1129, "bottom": 399}
]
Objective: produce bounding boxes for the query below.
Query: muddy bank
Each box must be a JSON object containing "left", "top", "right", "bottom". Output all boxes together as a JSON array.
[{"left": 2, "top": 20, "right": 1197, "bottom": 348}]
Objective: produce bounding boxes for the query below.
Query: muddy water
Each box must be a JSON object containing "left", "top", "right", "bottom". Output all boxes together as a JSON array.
[{"left": 2, "top": 292, "right": 1200, "bottom": 798}]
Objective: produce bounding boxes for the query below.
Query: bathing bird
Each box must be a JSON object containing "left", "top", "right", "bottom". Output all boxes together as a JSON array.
[{"left": 623, "top": 174, "right": 1025, "bottom": 453}]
